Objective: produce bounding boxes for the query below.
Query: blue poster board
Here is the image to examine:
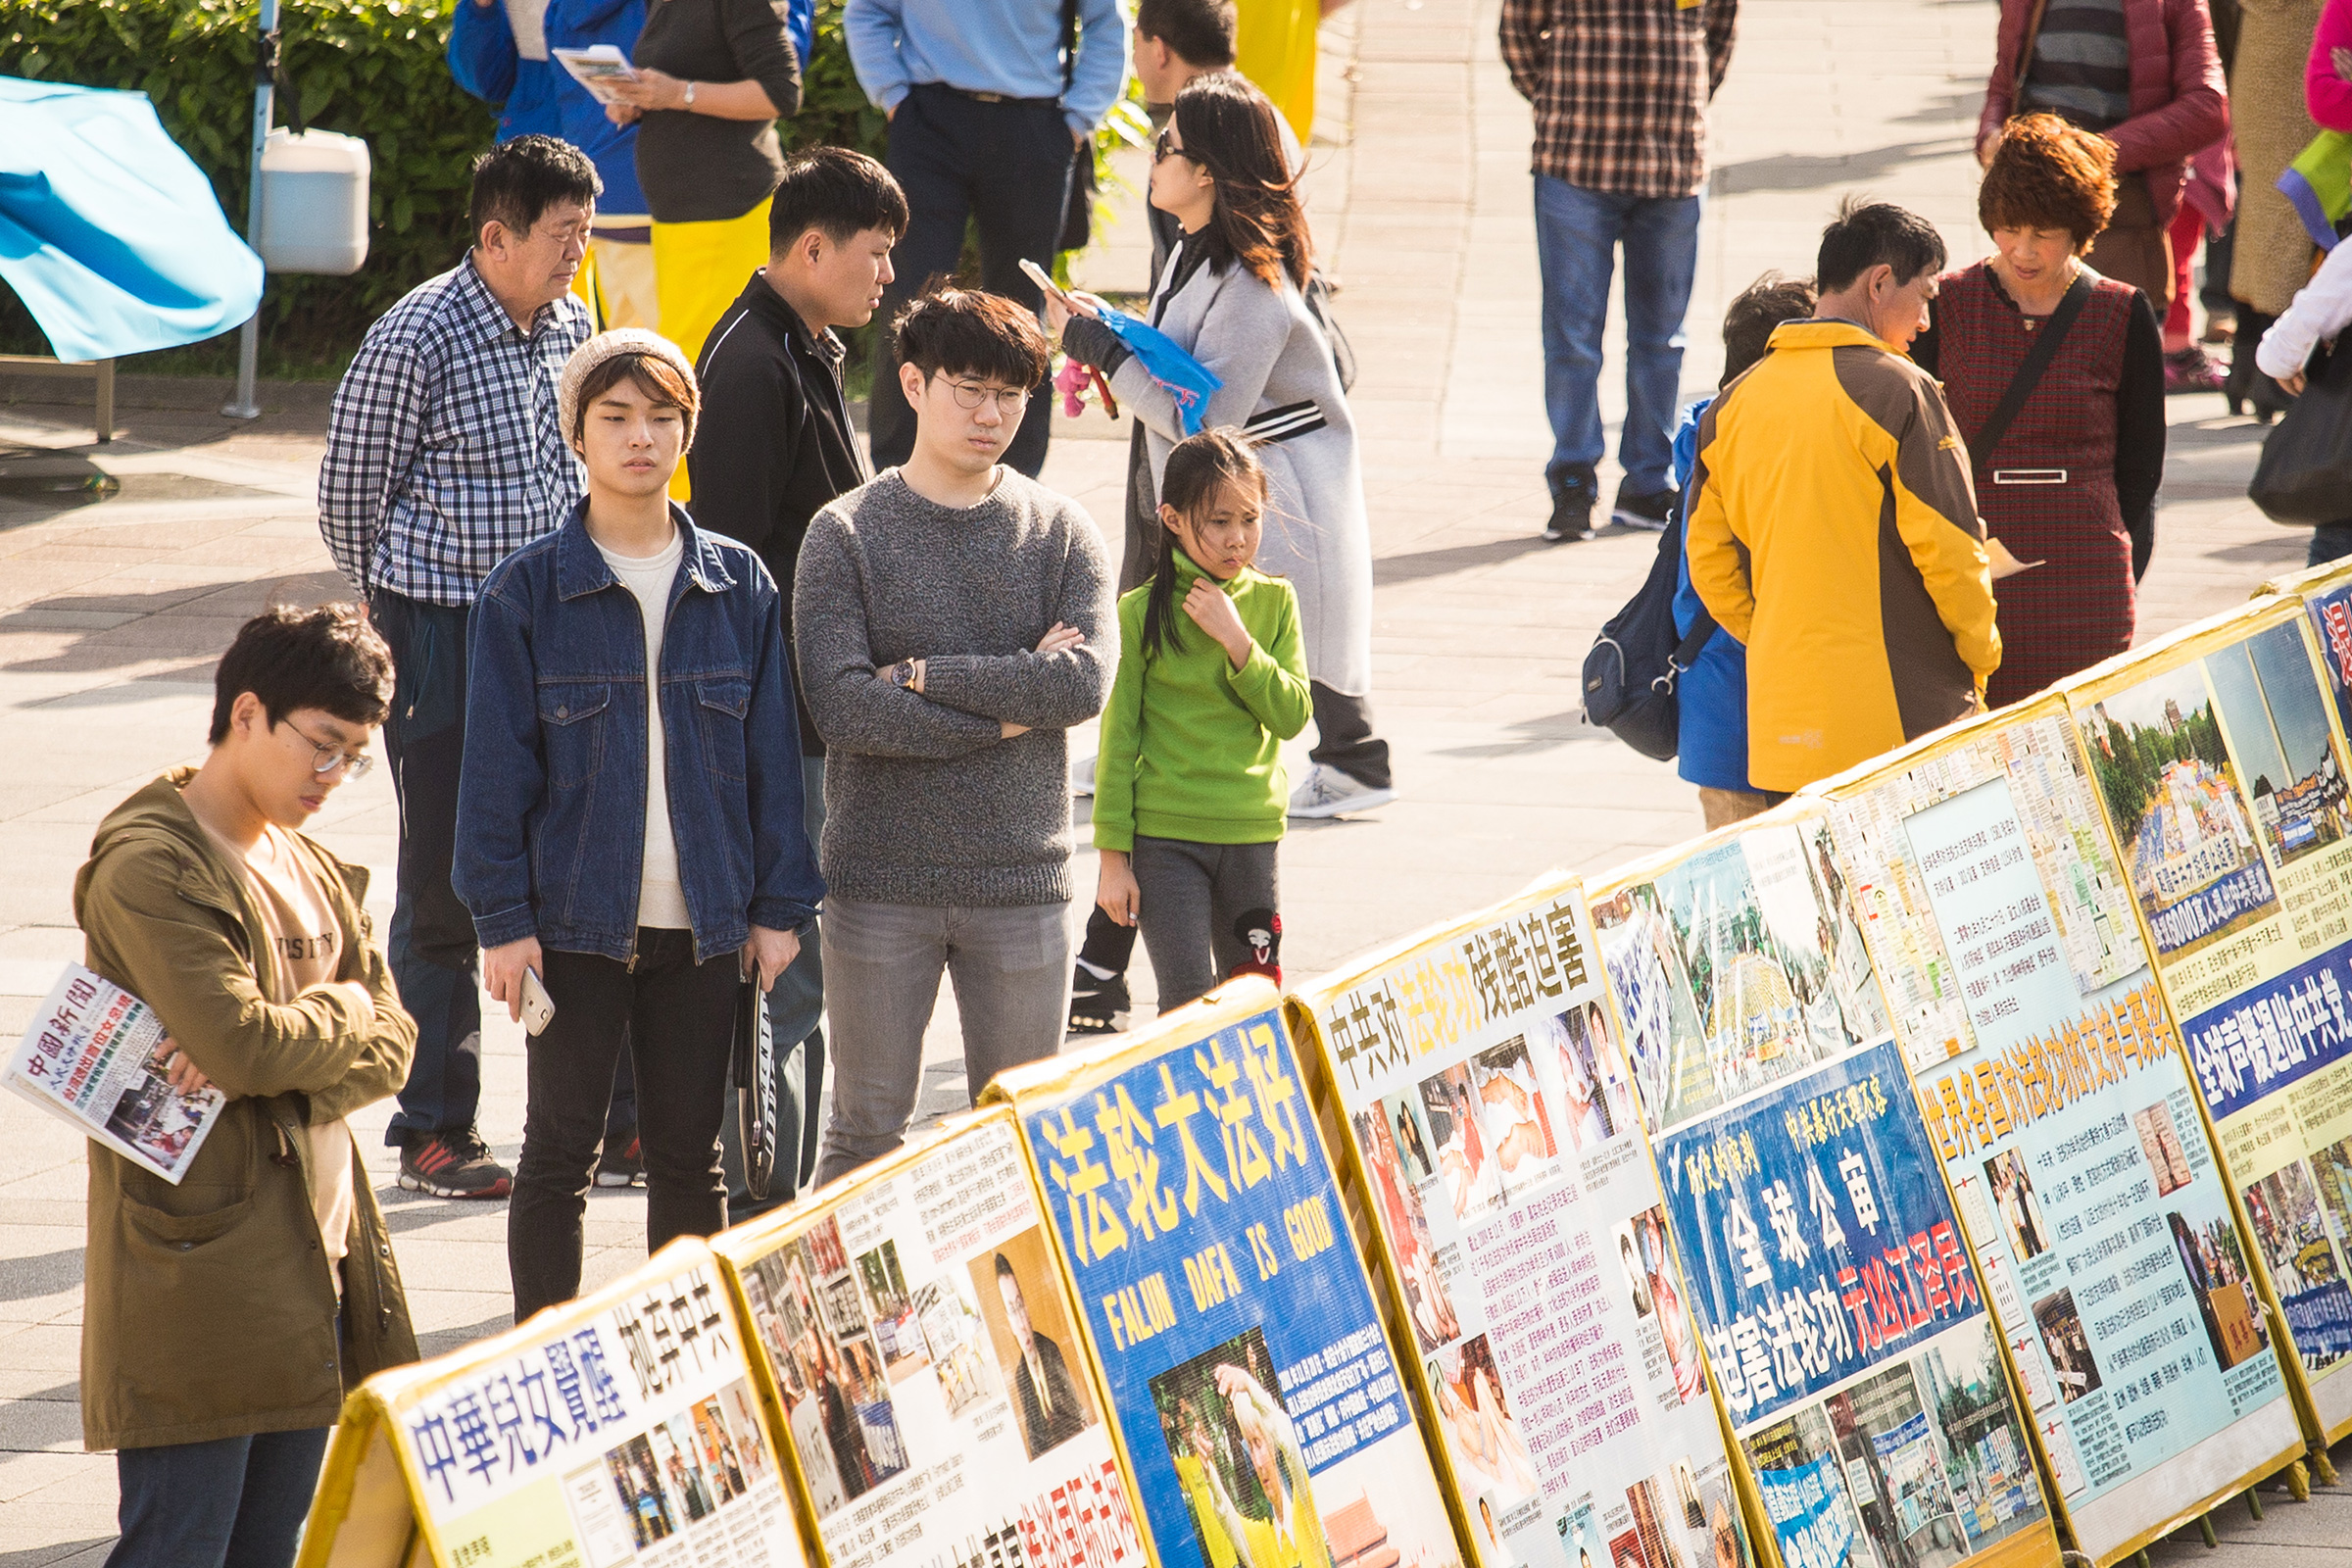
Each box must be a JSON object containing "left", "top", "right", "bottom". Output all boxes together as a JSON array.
[{"left": 997, "top": 993, "right": 1463, "bottom": 1568}]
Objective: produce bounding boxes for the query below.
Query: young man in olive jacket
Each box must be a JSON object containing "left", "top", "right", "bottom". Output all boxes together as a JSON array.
[
  {"left": 73, "top": 605, "right": 418, "bottom": 1568},
  {"left": 686, "top": 146, "right": 905, "bottom": 1213}
]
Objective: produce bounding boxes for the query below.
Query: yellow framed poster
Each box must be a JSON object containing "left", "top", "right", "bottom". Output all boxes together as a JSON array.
[
  {"left": 1813, "top": 696, "right": 2304, "bottom": 1564},
  {"left": 710, "top": 1107, "right": 1152, "bottom": 1568},
  {"left": 1585, "top": 806, "right": 2059, "bottom": 1568},
  {"left": 299, "top": 1237, "right": 808, "bottom": 1568},
  {"left": 1288, "top": 874, "right": 1763, "bottom": 1568},
  {"left": 2063, "top": 599, "right": 2352, "bottom": 1442},
  {"left": 986, "top": 981, "right": 1468, "bottom": 1568}
]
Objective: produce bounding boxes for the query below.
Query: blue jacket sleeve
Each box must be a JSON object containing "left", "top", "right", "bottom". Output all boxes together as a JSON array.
[
  {"left": 454, "top": 580, "right": 546, "bottom": 948},
  {"left": 1063, "top": 0, "right": 1130, "bottom": 134},
  {"left": 449, "top": 0, "right": 521, "bottom": 107},
  {"left": 744, "top": 564, "right": 825, "bottom": 931},
  {"left": 844, "top": 0, "right": 911, "bottom": 113}
]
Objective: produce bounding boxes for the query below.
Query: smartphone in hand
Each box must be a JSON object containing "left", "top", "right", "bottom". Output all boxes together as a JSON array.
[
  {"left": 1019, "top": 256, "right": 1070, "bottom": 306},
  {"left": 519, "top": 967, "right": 557, "bottom": 1037}
]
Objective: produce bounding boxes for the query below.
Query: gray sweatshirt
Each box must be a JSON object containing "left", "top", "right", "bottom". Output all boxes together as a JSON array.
[{"left": 794, "top": 468, "right": 1113, "bottom": 906}]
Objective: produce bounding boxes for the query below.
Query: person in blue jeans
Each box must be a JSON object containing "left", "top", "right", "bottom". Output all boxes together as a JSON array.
[
  {"left": 1671, "top": 272, "right": 1817, "bottom": 828},
  {"left": 1499, "top": 0, "right": 1737, "bottom": 542},
  {"left": 454, "top": 330, "right": 822, "bottom": 1321}
]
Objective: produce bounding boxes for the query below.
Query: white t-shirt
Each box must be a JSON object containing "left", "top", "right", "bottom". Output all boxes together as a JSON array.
[
  {"left": 504, "top": 0, "right": 549, "bottom": 60},
  {"left": 197, "top": 818, "right": 356, "bottom": 1297},
  {"left": 596, "top": 526, "right": 692, "bottom": 930}
]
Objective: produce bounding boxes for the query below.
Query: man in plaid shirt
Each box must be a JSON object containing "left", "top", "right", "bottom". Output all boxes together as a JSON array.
[
  {"left": 318, "top": 134, "right": 598, "bottom": 1199},
  {"left": 1500, "top": 0, "right": 1736, "bottom": 543}
]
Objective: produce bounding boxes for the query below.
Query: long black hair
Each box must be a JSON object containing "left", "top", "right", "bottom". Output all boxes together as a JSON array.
[
  {"left": 1171, "top": 74, "right": 1312, "bottom": 290},
  {"left": 1142, "top": 427, "right": 1266, "bottom": 662}
]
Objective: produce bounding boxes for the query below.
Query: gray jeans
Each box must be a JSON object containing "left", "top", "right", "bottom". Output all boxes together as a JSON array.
[
  {"left": 1132, "top": 836, "right": 1281, "bottom": 1013},
  {"left": 815, "top": 896, "right": 1071, "bottom": 1186}
]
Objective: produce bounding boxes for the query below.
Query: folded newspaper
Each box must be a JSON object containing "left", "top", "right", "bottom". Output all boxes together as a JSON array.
[
  {"left": 6, "top": 963, "right": 221, "bottom": 1184},
  {"left": 551, "top": 44, "right": 639, "bottom": 105}
]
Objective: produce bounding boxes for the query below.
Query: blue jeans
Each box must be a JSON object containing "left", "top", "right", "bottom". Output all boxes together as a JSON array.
[
  {"left": 1534, "top": 176, "right": 1701, "bottom": 501},
  {"left": 107, "top": 1428, "right": 331, "bottom": 1568}
]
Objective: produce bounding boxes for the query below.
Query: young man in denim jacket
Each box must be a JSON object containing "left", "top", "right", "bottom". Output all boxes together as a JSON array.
[{"left": 455, "top": 328, "right": 823, "bottom": 1322}]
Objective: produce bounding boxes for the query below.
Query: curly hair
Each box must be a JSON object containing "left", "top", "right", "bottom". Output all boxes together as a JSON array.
[{"left": 1979, "top": 114, "right": 2118, "bottom": 254}]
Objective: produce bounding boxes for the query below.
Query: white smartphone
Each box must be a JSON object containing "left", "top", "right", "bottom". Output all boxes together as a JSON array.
[
  {"left": 1019, "top": 257, "right": 1073, "bottom": 307},
  {"left": 519, "top": 966, "right": 557, "bottom": 1037}
]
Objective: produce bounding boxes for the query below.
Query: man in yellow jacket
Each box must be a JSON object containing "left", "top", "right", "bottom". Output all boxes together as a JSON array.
[{"left": 1688, "top": 199, "right": 2001, "bottom": 794}]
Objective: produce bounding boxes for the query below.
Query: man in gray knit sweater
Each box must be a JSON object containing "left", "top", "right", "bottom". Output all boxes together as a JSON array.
[{"left": 796, "top": 288, "right": 1112, "bottom": 1184}]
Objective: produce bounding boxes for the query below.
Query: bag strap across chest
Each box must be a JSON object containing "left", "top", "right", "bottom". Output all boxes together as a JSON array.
[{"left": 1972, "top": 270, "right": 2094, "bottom": 463}]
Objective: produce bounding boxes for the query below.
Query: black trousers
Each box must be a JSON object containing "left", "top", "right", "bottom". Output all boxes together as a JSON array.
[
  {"left": 510, "top": 928, "right": 738, "bottom": 1321},
  {"left": 869, "top": 83, "right": 1074, "bottom": 478},
  {"left": 1311, "top": 681, "right": 1393, "bottom": 790}
]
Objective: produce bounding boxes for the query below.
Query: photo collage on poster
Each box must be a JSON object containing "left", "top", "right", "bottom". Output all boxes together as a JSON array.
[
  {"left": 397, "top": 1252, "right": 804, "bottom": 1568},
  {"left": 2070, "top": 609, "right": 2352, "bottom": 1428},
  {"left": 1296, "top": 884, "right": 1753, "bottom": 1568},
  {"left": 1592, "top": 810, "right": 2053, "bottom": 1568},
  {"left": 1822, "top": 706, "right": 2299, "bottom": 1562},
  {"left": 1007, "top": 1003, "right": 1463, "bottom": 1568},
  {"left": 725, "top": 1114, "right": 1144, "bottom": 1568}
]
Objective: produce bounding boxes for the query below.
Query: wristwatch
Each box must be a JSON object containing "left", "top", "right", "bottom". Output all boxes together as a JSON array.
[
  {"left": 682, "top": 79, "right": 699, "bottom": 110},
  {"left": 885, "top": 660, "right": 915, "bottom": 689}
]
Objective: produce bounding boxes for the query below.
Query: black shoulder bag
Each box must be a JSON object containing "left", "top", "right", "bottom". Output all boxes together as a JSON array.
[{"left": 2251, "top": 339, "right": 2352, "bottom": 525}]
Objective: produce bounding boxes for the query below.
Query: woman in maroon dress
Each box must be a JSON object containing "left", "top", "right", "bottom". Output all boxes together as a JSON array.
[{"left": 1913, "top": 113, "right": 2166, "bottom": 708}]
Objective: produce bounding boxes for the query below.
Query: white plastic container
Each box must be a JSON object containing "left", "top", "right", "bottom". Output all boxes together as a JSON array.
[{"left": 255, "top": 127, "right": 370, "bottom": 275}]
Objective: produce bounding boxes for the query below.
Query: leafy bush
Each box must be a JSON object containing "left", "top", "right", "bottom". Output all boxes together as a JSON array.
[{"left": 0, "top": 0, "right": 910, "bottom": 377}]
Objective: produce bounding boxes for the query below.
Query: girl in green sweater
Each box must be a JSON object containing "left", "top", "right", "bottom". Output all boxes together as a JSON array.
[{"left": 1095, "top": 429, "right": 1314, "bottom": 1011}]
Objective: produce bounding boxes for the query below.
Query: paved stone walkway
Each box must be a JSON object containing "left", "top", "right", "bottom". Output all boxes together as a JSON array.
[{"left": 0, "top": 0, "right": 2338, "bottom": 1561}]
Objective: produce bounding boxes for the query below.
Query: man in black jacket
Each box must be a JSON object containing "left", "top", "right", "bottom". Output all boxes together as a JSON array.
[{"left": 688, "top": 146, "right": 907, "bottom": 1214}]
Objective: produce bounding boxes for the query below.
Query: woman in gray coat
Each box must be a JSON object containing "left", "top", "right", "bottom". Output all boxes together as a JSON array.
[{"left": 1053, "top": 73, "right": 1390, "bottom": 819}]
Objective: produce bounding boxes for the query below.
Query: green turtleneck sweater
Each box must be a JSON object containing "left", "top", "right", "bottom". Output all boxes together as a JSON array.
[{"left": 1094, "top": 552, "right": 1313, "bottom": 853}]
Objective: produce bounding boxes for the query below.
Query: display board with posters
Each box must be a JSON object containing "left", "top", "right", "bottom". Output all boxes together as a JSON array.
[
  {"left": 2066, "top": 602, "right": 2352, "bottom": 1438},
  {"left": 711, "top": 1108, "right": 1150, "bottom": 1568},
  {"left": 988, "top": 981, "right": 1465, "bottom": 1568},
  {"left": 2286, "top": 563, "right": 2352, "bottom": 745},
  {"left": 1286, "top": 874, "right": 1756, "bottom": 1568},
  {"left": 298, "top": 1238, "right": 806, "bottom": 1568},
  {"left": 1817, "top": 697, "right": 2303, "bottom": 1565},
  {"left": 1589, "top": 808, "right": 2058, "bottom": 1568}
]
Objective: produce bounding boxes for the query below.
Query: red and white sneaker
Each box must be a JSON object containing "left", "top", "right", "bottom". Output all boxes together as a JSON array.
[{"left": 398, "top": 1128, "right": 513, "bottom": 1200}]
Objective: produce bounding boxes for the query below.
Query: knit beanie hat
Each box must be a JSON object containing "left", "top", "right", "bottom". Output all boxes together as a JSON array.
[{"left": 558, "top": 328, "right": 700, "bottom": 452}]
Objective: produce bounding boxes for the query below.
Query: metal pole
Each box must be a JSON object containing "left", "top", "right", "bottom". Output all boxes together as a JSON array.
[{"left": 221, "top": 0, "right": 277, "bottom": 420}]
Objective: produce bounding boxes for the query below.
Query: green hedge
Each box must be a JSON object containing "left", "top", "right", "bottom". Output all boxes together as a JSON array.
[{"left": 0, "top": 0, "right": 897, "bottom": 377}]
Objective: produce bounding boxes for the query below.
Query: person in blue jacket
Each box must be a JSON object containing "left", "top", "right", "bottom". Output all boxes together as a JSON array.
[
  {"left": 1673, "top": 272, "right": 1818, "bottom": 830},
  {"left": 449, "top": 0, "right": 660, "bottom": 330}
]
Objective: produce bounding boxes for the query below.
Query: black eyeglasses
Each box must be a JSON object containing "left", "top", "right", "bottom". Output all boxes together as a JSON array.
[{"left": 1153, "top": 128, "right": 1191, "bottom": 165}]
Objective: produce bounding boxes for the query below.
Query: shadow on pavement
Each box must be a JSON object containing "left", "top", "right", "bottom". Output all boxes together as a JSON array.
[
  {"left": 0, "top": 1541, "right": 114, "bottom": 1568},
  {"left": 1374, "top": 534, "right": 1552, "bottom": 587},
  {"left": 1713, "top": 137, "right": 1973, "bottom": 195},
  {"left": 0, "top": 1250, "right": 82, "bottom": 1304}
]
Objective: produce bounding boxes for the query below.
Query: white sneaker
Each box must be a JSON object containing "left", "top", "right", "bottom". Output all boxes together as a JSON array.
[
  {"left": 1071, "top": 753, "right": 1097, "bottom": 798},
  {"left": 1288, "top": 763, "right": 1398, "bottom": 819}
]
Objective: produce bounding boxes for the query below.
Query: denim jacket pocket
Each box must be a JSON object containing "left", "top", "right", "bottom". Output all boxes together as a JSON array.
[
  {"left": 696, "top": 677, "right": 753, "bottom": 783},
  {"left": 538, "top": 681, "right": 612, "bottom": 790}
]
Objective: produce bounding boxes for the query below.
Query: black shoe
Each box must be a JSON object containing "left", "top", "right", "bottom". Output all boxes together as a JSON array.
[
  {"left": 1068, "top": 964, "right": 1130, "bottom": 1035},
  {"left": 1543, "top": 493, "right": 1596, "bottom": 543},
  {"left": 398, "top": 1127, "right": 513, "bottom": 1200},
  {"left": 1611, "top": 488, "right": 1676, "bottom": 531}
]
